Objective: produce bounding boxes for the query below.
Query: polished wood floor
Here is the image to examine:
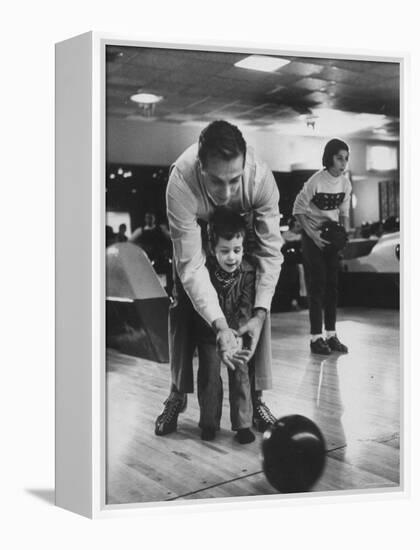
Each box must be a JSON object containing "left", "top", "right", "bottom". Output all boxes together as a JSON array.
[{"left": 106, "top": 307, "right": 400, "bottom": 505}]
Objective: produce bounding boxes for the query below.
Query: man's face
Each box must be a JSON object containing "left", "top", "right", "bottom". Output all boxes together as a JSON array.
[{"left": 200, "top": 154, "right": 244, "bottom": 206}]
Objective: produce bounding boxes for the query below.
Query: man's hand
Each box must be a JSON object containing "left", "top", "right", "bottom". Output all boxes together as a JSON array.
[{"left": 236, "top": 309, "right": 266, "bottom": 357}]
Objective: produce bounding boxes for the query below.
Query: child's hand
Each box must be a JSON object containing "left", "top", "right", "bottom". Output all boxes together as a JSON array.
[
  {"left": 215, "top": 328, "right": 240, "bottom": 371},
  {"left": 223, "top": 335, "right": 250, "bottom": 369},
  {"left": 232, "top": 349, "right": 252, "bottom": 367}
]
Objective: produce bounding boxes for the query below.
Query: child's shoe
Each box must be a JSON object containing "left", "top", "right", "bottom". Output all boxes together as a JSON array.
[{"left": 235, "top": 428, "right": 256, "bottom": 444}]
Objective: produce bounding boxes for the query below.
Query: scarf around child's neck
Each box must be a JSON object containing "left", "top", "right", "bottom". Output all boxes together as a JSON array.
[{"left": 213, "top": 263, "right": 241, "bottom": 291}]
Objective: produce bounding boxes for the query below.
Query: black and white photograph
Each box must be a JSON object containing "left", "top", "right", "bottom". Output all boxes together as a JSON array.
[
  {"left": 104, "top": 43, "right": 401, "bottom": 505},
  {"left": 5, "top": 0, "right": 420, "bottom": 545}
]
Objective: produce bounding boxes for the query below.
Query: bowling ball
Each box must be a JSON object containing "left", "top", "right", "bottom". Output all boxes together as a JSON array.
[
  {"left": 262, "top": 415, "right": 326, "bottom": 493},
  {"left": 320, "top": 221, "right": 348, "bottom": 253}
]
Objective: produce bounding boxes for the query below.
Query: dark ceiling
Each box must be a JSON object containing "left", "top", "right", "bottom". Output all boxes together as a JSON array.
[{"left": 106, "top": 45, "right": 400, "bottom": 140}]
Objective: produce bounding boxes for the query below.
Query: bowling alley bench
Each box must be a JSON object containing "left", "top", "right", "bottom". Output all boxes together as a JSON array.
[{"left": 338, "top": 231, "right": 400, "bottom": 308}]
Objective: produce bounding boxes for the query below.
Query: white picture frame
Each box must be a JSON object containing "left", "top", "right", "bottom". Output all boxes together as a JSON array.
[{"left": 55, "top": 31, "right": 407, "bottom": 518}]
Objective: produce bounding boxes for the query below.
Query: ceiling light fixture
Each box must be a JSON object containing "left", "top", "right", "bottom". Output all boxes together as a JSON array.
[
  {"left": 130, "top": 92, "right": 163, "bottom": 118},
  {"left": 305, "top": 115, "right": 318, "bottom": 130},
  {"left": 130, "top": 92, "right": 163, "bottom": 104},
  {"left": 234, "top": 55, "right": 290, "bottom": 73}
]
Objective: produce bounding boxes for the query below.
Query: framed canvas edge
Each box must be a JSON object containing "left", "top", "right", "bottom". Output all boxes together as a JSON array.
[
  {"left": 55, "top": 31, "right": 94, "bottom": 519},
  {"left": 55, "top": 31, "right": 410, "bottom": 519}
]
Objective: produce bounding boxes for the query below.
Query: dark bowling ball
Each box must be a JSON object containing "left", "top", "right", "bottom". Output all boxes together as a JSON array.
[
  {"left": 320, "top": 221, "right": 348, "bottom": 253},
  {"left": 262, "top": 415, "right": 326, "bottom": 493}
]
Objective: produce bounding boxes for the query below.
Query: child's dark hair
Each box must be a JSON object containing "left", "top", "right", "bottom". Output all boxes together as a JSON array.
[
  {"left": 322, "top": 138, "right": 350, "bottom": 169},
  {"left": 208, "top": 207, "right": 247, "bottom": 249},
  {"left": 198, "top": 120, "right": 246, "bottom": 168}
]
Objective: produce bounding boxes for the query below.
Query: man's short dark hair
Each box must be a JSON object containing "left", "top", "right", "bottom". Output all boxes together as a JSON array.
[
  {"left": 198, "top": 120, "right": 246, "bottom": 168},
  {"left": 208, "top": 207, "right": 247, "bottom": 249},
  {"left": 322, "top": 138, "right": 350, "bottom": 169}
]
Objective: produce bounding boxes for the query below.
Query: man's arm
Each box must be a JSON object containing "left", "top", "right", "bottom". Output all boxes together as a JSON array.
[
  {"left": 251, "top": 167, "right": 284, "bottom": 310},
  {"left": 166, "top": 168, "right": 224, "bottom": 325},
  {"left": 236, "top": 168, "right": 283, "bottom": 356}
]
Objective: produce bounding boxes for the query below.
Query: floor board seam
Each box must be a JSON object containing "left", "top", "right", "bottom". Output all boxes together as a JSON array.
[
  {"left": 166, "top": 470, "right": 264, "bottom": 500},
  {"left": 326, "top": 444, "right": 347, "bottom": 453}
]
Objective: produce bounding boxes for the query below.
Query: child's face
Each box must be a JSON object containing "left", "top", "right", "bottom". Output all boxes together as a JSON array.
[
  {"left": 214, "top": 234, "right": 244, "bottom": 273},
  {"left": 329, "top": 149, "right": 349, "bottom": 177}
]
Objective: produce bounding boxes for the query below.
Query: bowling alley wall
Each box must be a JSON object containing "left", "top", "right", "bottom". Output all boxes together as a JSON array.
[{"left": 106, "top": 117, "right": 399, "bottom": 232}]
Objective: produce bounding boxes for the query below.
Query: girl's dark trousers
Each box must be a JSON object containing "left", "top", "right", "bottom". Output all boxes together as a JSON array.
[{"left": 301, "top": 232, "right": 340, "bottom": 335}]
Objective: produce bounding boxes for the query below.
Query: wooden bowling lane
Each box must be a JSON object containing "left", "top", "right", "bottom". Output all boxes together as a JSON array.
[{"left": 106, "top": 308, "right": 400, "bottom": 505}]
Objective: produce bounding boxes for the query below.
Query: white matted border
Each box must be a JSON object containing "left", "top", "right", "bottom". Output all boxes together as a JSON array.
[{"left": 55, "top": 31, "right": 410, "bottom": 519}]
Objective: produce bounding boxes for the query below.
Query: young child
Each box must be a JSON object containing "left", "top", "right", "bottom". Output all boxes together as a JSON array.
[
  {"left": 194, "top": 207, "right": 256, "bottom": 444},
  {"left": 293, "top": 138, "right": 352, "bottom": 355}
]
